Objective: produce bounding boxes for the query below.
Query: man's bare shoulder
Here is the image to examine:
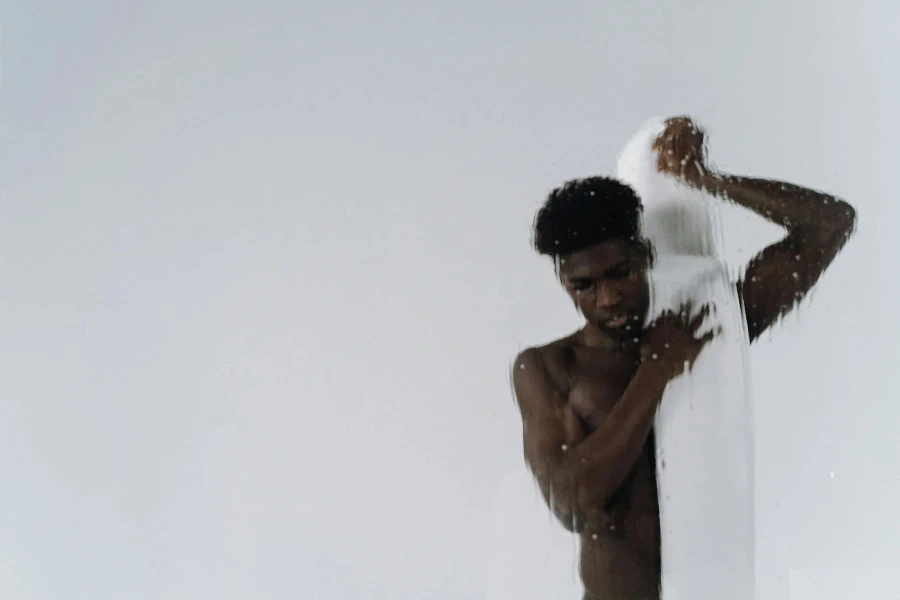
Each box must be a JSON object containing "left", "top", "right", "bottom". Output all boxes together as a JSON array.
[{"left": 514, "top": 333, "right": 580, "bottom": 399}]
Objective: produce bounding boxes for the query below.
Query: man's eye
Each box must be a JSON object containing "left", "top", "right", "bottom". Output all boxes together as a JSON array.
[
  {"left": 573, "top": 281, "right": 595, "bottom": 293},
  {"left": 610, "top": 266, "right": 631, "bottom": 279}
]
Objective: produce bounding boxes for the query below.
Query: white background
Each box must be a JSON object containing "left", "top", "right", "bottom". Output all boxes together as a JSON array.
[{"left": 2, "top": 1, "right": 898, "bottom": 599}]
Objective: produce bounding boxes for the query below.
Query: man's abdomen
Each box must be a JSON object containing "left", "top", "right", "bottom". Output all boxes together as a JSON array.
[
  {"left": 580, "top": 526, "right": 660, "bottom": 600},
  {"left": 580, "top": 460, "right": 660, "bottom": 600}
]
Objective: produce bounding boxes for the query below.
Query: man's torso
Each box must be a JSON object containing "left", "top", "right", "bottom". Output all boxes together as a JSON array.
[{"left": 541, "top": 337, "right": 661, "bottom": 600}]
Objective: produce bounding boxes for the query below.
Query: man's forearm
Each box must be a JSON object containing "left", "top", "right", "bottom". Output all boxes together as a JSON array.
[
  {"left": 557, "top": 363, "right": 670, "bottom": 515},
  {"left": 702, "top": 173, "right": 855, "bottom": 234}
]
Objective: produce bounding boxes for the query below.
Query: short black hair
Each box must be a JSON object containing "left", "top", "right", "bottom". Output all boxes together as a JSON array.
[{"left": 533, "top": 176, "right": 644, "bottom": 258}]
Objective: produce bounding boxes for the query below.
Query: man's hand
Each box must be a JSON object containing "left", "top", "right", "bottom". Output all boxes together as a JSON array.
[
  {"left": 641, "top": 302, "right": 719, "bottom": 380},
  {"left": 652, "top": 116, "right": 709, "bottom": 188}
]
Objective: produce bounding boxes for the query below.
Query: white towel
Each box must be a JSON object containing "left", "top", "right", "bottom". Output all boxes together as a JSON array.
[{"left": 616, "top": 118, "right": 756, "bottom": 600}]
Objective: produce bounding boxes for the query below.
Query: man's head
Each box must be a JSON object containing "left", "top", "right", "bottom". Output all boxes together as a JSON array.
[{"left": 533, "top": 176, "right": 652, "bottom": 339}]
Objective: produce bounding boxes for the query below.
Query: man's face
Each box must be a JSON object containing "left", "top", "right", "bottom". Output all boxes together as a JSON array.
[{"left": 559, "top": 240, "right": 651, "bottom": 339}]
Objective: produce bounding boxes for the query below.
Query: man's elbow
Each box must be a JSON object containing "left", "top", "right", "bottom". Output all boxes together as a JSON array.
[
  {"left": 808, "top": 201, "right": 856, "bottom": 255},
  {"left": 844, "top": 203, "right": 857, "bottom": 238},
  {"left": 826, "top": 199, "right": 857, "bottom": 242}
]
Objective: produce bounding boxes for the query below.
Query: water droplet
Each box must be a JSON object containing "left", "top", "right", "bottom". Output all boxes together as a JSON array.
[
  {"left": 829, "top": 471, "right": 835, "bottom": 479},
  {"left": 609, "top": 524, "right": 616, "bottom": 531},
  {"left": 519, "top": 364, "right": 525, "bottom": 369},
  {"left": 633, "top": 338, "right": 640, "bottom": 343},
  {"left": 561, "top": 444, "right": 568, "bottom": 451},
  {"left": 592, "top": 534, "right": 599, "bottom": 540},
  {"left": 792, "top": 272, "right": 799, "bottom": 279},
  {"left": 652, "top": 353, "right": 658, "bottom": 359}
]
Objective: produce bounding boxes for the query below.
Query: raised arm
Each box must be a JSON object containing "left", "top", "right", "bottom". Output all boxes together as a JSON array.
[
  {"left": 710, "top": 175, "right": 854, "bottom": 341},
  {"left": 654, "top": 116, "right": 857, "bottom": 342}
]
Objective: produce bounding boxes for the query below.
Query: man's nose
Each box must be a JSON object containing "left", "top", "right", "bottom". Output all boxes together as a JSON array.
[{"left": 596, "top": 283, "right": 622, "bottom": 309}]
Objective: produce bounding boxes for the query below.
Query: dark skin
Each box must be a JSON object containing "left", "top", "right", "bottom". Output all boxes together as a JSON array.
[{"left": 513, "top": 116, "right": 856, "bottom": 600}]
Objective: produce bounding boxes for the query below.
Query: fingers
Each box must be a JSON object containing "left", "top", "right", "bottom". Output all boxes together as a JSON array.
[
  {"left": 689, "top": 303, "right": 711, "bottom": 330},
  {"left": 698, "top": 325, "right": 722, "bottom": 347},
  {"left": 678, "top": 300, "right": 694, "bottom": 323},
  {"left": 677, "top": 301, "right": 713, "bottom": 324},
  {"left": 654, "top": 118, "right": 707, "bottom": 177},
  {"left": 654, "top": 303, "right": 719, "bottom": 337},
  {"left": 649, "top": 309, "right": 675, "bottom": 328},
  {"left": 684, "top": 326, "right": 721, "bottom": 375},
  {"left": 659, "top": 117, "right": 703, "bottom": 145}
]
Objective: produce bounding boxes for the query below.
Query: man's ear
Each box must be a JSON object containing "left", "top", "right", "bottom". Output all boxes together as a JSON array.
[{"left": 640, "top": 239, "right": 655, "bottom": 268}]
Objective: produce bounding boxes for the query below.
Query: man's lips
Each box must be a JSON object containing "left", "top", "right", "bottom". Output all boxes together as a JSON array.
[{"left": 605, "top": 314, "right": 629, "bottom": 328}]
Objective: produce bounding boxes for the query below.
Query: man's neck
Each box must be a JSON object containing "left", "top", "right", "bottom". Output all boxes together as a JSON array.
[{"left": 579, "top": 323, "right": 643, "bottom": 353}]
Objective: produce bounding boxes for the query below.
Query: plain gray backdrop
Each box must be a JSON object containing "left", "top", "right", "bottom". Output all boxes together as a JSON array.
[{"left": 2, "top": 1, "right": 898, "bottom": 599}]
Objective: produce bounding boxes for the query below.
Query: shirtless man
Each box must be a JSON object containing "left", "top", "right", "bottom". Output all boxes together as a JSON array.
[{"left": 512, "top": 117, "right": 856, "bottom": 600}]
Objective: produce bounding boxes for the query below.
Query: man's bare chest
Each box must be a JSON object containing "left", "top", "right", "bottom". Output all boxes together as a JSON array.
[{"left": 565, "top": 347, "right": 639, "bottom": 430}]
